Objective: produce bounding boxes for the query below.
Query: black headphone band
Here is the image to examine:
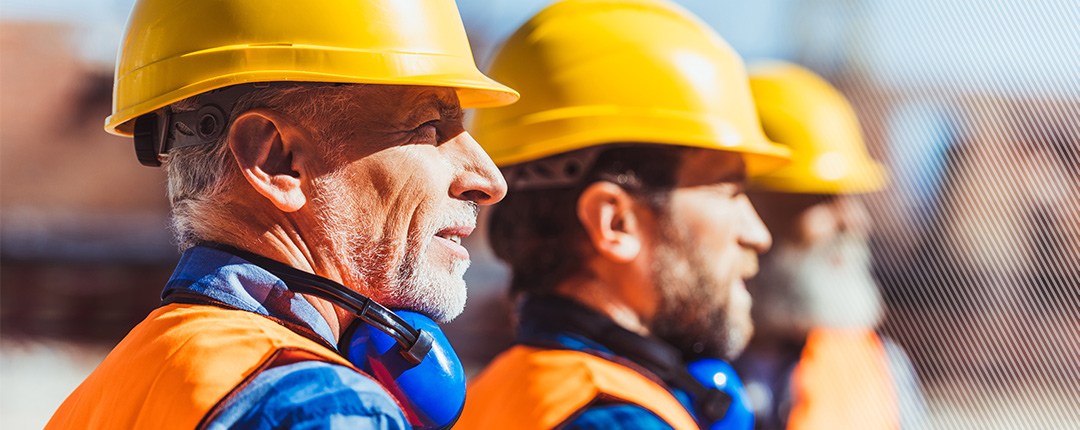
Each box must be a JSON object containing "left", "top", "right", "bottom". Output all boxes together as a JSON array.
[
  {"left": 133, "top": 82, "right": 361, "bottom": 167},
  {"left": 133, "top": 84, "right": 260, "bottom": 167},
  {"left": 199, "top": 242, "right": 433, "bottom": 364}
]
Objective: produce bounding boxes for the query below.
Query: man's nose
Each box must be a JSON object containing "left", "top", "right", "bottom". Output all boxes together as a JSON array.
[
  {"left": 446, "top": 131, "right": 508, "bottom": 205},
  {"left": 740, "top": 195, "right": 773, "bottom": 253}
]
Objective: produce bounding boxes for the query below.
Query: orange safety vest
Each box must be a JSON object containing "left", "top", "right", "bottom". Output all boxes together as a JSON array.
[
  {"left": 455, "top": 345, "right": 700, "bottom": 430},
  {"left": 786, "top": 328, "right": 900, "bottom": 430},
  {"left": 46, "top": 302, "right": 386, "bottom": 430}
]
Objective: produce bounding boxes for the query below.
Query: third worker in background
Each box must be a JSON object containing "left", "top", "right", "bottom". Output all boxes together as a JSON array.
[
  {"left": 732, "top": 61, "right": 929, "bottom": 430},
  {"left": 455, "top": 0, "right": 792, "bottom": 429}
]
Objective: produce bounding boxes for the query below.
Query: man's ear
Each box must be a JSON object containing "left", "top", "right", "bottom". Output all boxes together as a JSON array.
[
  {"left": 577, "top": 181, "right": 644, "bottom": 263},
  {"left": 228, "top": 109, "right": 310, "bottom": 212}
]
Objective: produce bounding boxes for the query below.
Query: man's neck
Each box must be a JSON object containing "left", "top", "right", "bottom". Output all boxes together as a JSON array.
[
  {"left": 205, "top": 221, "right": 353, "bottom": 342},
  {"left": 553, "top": 275, "right": 652, "bottom": 337}
]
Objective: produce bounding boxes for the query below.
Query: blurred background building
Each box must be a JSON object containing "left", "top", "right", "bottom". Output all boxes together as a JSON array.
[{"left": 1, "top": 0, "right": 1077, "bottom": 428}]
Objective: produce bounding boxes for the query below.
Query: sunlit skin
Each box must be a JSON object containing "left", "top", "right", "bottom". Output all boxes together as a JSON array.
[
  {"left": 556, "top": 149, "right": 771, "bottom": 358},
  {"left": 202, "top": 84, "right": 506, "bottom": 341}
]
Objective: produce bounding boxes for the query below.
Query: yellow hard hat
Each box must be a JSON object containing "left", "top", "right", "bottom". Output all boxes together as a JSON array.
[
  {"left": 106, "top": 0, "right": 519, "bottom": 137},
  {"left": 470, "top": 0, "right": 791, "bottom": 175},
  {"left": 747, "top": 61, "right": 888, "bottom": 194}
]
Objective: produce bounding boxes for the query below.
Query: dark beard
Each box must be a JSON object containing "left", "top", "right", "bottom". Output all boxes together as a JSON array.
[{"left": 648, "top": 221, "right": 749, "bottom": 360}]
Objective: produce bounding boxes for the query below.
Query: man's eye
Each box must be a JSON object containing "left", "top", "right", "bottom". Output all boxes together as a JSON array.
[
  {"left": 711, "top": 183, "right": 742, "bottom": 197},
  {"left": 415, "top": 120, "right": 439, "bottom": 140},
  {"left": 416, "top": 120, "right": 438, "bottom": 131}
]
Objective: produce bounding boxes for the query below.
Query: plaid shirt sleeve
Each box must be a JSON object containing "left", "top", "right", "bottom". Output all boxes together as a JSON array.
[
  {"left": 562, "top": 404, "right": 679, "bottom": 430},
  {"left": 204, "top": 360, "right": 410, "bottom": 430}
]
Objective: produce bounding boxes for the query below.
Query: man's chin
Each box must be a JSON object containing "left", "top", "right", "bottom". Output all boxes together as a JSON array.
[
  {"left": 399, "top": 277, "right": 467, "bottom": 324},
  {"left": 428, "top": 288, "right": 466, "bottom": 324}
]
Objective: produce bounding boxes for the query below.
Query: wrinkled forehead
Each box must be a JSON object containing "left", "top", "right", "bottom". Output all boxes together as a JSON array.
[
  {"left": 340, "top": 85, "right": 462, "bottom": 122},
  {"left": 675, "top": 149, "right": 748, "bottom": 187}
]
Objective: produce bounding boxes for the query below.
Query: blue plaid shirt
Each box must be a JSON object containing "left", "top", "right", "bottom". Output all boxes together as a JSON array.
[{"left": 162, "top": 246, "right": 409, "bottom": 430}]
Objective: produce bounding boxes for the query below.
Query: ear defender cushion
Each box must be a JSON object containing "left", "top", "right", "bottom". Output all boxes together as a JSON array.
[
  {"left": 346, "top": 311, "right": 466, "bottom": 430},
  {"left": 688, "top": 359, "right": 755, "bottom": 429}
]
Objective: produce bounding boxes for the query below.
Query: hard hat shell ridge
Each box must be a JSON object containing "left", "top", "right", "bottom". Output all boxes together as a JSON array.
[
  {"left": 747, "top": 61, "right": 888, "bottom": 194},
  {"left": 471, "top": 0, "right": 792, "bottom": 176}
]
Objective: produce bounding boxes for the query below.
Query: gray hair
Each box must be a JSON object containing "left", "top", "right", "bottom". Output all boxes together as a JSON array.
[{"left": 163, "top": 83, "right": 360, "bottom": 251}]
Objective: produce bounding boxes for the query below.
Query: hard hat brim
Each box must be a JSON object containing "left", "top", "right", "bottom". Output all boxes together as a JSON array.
[
  {"left": 480, "top": 106, "right": 793, "bottom": 176},
  {"left": 749, "top": 159, "right": 889, "bottom": 194},
  {"left": 105, "top": 47, "right": 519, "bottom": 137}
]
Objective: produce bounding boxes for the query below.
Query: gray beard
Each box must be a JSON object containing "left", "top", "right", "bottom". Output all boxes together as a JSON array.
[
  {"left": 311, "top": 173, "right": 472, "bottom": 323},
  {"left": 750, "top": 233, "right": 884, "bottom": 338},
  {"left": 342, "top": 222, "right": 471, "bottom": 324},
  {"left": 380, "top": 241, "right": 471, "bottom": 323}
]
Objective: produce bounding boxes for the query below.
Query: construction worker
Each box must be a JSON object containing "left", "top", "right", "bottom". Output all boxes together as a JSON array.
[
  {"left": 732, "top": 61, "right": 927, "bottom": 430},
  {"left": 455, "top": 1, "right": 792, "bottom": 429},
  {"left": 45, "top": 0, "right": 515, "bottom": 429}
]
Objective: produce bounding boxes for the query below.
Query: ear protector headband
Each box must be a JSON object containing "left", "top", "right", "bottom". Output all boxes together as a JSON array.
[
  {"left": 133, "top": 84, "right": 261, "bottom": 167},
  {"left": 519, "top": 297, "right": 754, "bottom": 430},
  {"left": 203, "top": 243, "right": 465, "bottom": 430}
]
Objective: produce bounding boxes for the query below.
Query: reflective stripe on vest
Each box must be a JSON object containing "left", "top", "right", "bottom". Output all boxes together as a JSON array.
[
  {"left": 456, "top": 345, "right": 700, "bottom": 430},
  {"left": 787, "top": 328, "right": 900, "bottom": 430},
  {"left": 45, "top": 303, "right": 374, "bottom": 430}
]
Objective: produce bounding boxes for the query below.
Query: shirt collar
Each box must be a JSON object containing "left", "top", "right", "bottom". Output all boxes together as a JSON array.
[{"left": 162, "top": 245, "right": 339, "bottom": 347}]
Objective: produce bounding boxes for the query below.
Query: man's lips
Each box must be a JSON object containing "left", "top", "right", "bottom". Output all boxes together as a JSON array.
[{"left": 434, "top": 226, "right": 474, "bottom": 259}]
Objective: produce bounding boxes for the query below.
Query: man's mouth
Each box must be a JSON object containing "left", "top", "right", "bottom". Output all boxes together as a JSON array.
[
  {"left": 433, "top": 226, "right": 474, "bottom": 260},
  {"left": 435, "top": 226, "right": 473, "bottom": 243},
  {"left": 435, "top": 232, "right": 463, "bottom": 245}
]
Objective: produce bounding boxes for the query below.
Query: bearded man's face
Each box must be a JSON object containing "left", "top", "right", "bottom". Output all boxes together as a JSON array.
[
  {"left": 309, "top": 85, "right": 505, "bottom": 322},
  {"left": 647, "top": 150, "right": 770, "bottom": 360},
  {"left": 746, "top": 194, "right": 883, "bottom": 338}
]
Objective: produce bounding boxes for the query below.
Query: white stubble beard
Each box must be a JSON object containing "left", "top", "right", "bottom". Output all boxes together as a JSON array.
[
  {"left": 311, "top": 172, "right": 474, "bottom": 323},
  {"left": 386, "top": 231, "right": 472, "bottom": 323}
]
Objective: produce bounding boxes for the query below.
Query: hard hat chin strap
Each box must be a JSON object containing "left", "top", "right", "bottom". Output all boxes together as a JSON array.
[{"left": 133, "top": 84, "right": 266, "bottom": 167}]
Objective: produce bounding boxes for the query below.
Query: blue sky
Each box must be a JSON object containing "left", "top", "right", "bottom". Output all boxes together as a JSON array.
[
  {"left": 0, "top": 0, "right": 800, "bottom": 67},
  {"left": 4, "top": 0, "right": 1078, "bottom": 96}
]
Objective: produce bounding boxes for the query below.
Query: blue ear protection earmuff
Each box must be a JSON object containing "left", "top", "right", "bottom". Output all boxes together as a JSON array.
[
  {"left": 343, "top": 311, "right": 465, "bottom": 429},
  {"left": 519, "top": 297, "right": 755, "bottom": 430},
  {"left": 204, "top": 244, "right": 464, "bottom": 430},
  {"left": 687, "top": 359, "right": 755, "bottom": 430}
]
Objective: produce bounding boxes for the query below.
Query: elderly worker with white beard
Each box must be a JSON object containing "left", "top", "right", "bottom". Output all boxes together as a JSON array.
[
  {"left": 46, "top": 1, "right": 514, "bottom": 429},
  {"left": 732, "top": 62, "right": 928, "bottom": 430}
]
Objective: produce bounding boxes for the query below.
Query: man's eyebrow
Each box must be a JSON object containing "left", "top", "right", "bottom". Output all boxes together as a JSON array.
[
  {"left": 437, "top": 98, "right": 463, "bottom": 121},
  {"left": 716, "top": 160, "right": 748, "bottom": 183},
  {"left": 400, "top": 96, "right": 462, "bottom": 127}
]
